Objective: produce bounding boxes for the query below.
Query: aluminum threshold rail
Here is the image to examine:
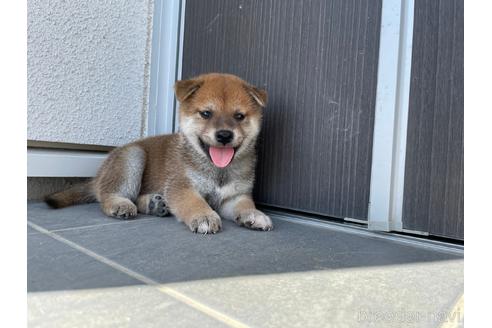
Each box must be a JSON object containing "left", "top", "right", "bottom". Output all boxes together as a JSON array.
[{"left": 264, "top": 209, "right": 464, "bottom": 256}]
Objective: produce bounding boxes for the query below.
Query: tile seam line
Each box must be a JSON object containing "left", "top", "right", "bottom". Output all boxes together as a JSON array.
[
  {"left": 29, "top": 217, "right": 161, "bottom": 234},
  {"left": 27, "top": 220, "right": 251, "bottom": 328}
]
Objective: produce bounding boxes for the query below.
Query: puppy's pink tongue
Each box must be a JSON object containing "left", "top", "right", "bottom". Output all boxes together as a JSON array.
[{"left": 209, "top": 147, "right": 235, "bottom": 168}]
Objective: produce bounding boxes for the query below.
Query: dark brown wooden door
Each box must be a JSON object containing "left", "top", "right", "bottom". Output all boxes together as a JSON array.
[
  {"left": 181, "top": 0, "right": 383, "bottom": 220},
  {"left": 182, "top": 0, "right": 381, "bottom": 219},
  {"left": 402, "top": 0, "right": 464, "bottom": 240}
]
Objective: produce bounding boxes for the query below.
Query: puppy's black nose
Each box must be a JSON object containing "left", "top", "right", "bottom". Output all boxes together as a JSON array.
[{"left": 215, "top": 130, "right": 234, "bottom": 145}]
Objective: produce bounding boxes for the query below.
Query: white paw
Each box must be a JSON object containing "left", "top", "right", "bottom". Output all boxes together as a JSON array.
[
  {"left": 189, "top": 212, "right": 222, "bottom": 234},
  {"left": 236, "top": 210, "right": 273, "bottom": 231}
]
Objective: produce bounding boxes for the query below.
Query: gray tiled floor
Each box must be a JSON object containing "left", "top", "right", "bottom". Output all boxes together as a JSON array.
[
  {"left": 28, "top": 233, "right": 141, "bottom": 292},
  {"left": 27, "top": 202, "right": 464, "bottom": 328}
]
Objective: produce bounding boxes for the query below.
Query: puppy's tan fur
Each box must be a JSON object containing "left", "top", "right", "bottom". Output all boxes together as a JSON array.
[{"left": 45, "top": 73, "right": 273, "bottom": 233}]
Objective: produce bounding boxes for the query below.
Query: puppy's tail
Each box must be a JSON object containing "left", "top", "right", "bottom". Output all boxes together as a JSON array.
[{"left": 44, "top": 181, "right": 97, "bottom": 209}]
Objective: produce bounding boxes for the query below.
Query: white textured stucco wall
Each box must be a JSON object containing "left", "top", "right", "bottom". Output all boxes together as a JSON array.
[{"left": 28, "top": 0, "right": 154, "bottom": 146}]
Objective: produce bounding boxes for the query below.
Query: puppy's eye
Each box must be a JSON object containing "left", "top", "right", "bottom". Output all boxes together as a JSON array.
[
  {"left": 199, "top": 110, "right": 212, "bottom": 119},
  {"left": 234, "top": 113, "right": 245, "bottom": 121}
]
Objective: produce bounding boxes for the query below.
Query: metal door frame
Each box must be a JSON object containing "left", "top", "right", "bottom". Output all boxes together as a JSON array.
[
  {"left": 147, "top": 0, "right": 185, "bottom": 136},
  {"left": 367, "top": 0, "right": 422, "bottom": 234}
]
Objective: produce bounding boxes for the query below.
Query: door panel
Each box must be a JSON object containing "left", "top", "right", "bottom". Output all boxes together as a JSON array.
[
  {"left": 403, "top": 0, "right": 464, "bottom": 239},
  {"left": 182, "top": 0, "right": 382, "bottom": 220}
]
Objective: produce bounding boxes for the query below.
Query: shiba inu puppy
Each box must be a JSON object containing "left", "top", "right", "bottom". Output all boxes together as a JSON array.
[{"left": 45, "top": 73, "right": 273, "bottom": 234}]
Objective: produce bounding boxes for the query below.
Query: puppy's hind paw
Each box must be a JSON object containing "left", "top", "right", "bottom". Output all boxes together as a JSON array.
[
  {"left": 137, "top": 194, "right": 170, "bottom": 217},
  {"left": 148, "top": 194, "right": 170, "bottom": 217}
]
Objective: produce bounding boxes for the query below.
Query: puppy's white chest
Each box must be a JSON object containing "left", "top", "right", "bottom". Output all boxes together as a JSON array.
[
  {"left": 214, "top": 183, "right": 237, "bottom": 200},
  {"left": 186, "top": 169, "right": 244, "bottom": 208}
]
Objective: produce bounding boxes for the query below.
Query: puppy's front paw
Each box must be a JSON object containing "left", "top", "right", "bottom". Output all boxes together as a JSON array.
[
  {"left": 236, "top": 210, "right": 273, "bottom": 231},
  {"left": 110, "top": 201, "right": 138, "bottom": 220},
  {"left": 189, "top": 212, "right": 222, "bottom": 234}
]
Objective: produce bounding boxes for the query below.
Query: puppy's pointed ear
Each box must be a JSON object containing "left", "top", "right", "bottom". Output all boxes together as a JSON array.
[
  {"left": 244, "top": 84, "right": 268, "bottom": 108},
  {"left": 174, "top": 79, "right": 203, "bottom": 102}
]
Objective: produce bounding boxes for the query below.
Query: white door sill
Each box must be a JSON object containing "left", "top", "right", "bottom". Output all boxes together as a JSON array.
[{"left": 27, "top": 148, "right": 107, "bottom": 177}]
